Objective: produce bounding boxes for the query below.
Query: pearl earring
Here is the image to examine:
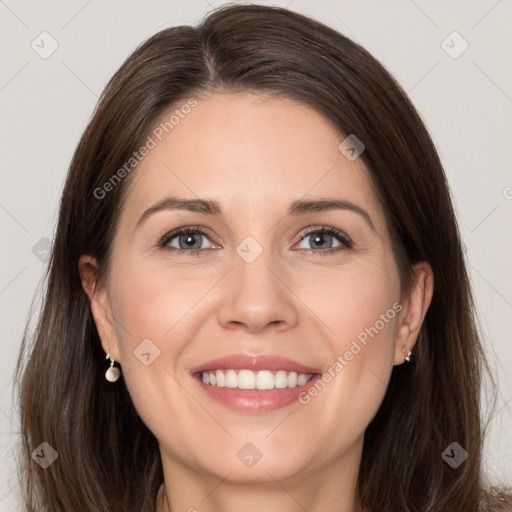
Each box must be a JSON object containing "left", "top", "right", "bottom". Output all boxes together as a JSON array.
[
  {"left": 403, "top": 347, "right": 412, "bottom": 362},
  {"left": 105, "top": 353, "right": 121, "bottom": 382}
]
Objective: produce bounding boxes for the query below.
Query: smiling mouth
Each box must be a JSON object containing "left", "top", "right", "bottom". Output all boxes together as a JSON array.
[
  {"left": 197, "top": 369, "right": 315, "bottom": 390},
  {"left": 190, "top": 353, "right": 322, "bottom": 412}
]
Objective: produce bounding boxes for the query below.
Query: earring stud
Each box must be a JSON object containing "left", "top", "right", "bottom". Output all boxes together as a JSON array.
[
  {"left": 403, "top": 347, "right": 412, "bottom": 362},
  {"left": 105, "top": 353, "right": 121, "bottom": 382}
]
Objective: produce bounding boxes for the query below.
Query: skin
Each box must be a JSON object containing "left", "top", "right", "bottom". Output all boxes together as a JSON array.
[{"left": 79, "top": 92, "right": 433, "bottom": 512}]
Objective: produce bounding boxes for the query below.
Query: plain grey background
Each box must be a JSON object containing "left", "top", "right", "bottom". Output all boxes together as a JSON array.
[{"left": 1, "top": 0, "right": 511, "bottom": 508}]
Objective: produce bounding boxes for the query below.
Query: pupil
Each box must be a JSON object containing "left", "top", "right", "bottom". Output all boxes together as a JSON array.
[
  {"left": 312, "top": 233, "right": 332, "bottom": 249},
  {"left": 181, "top": 234, "right": 200, "bottom": 249}
]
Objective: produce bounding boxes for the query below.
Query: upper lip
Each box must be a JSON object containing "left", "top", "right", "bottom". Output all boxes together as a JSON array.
[{"left": 190, "top": 354, "right": 321, "bottom": 375}]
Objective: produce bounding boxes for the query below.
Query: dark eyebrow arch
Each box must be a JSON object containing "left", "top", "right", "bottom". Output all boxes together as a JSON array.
[
  {"left": 288, "top": 198, "right": 375, "bottom": 231},
  {"left": 136, "top": 197, "right": 223, "bottom": 228},
  {"left": 136, "top": 196, "right": 375, "bottom": 231}
]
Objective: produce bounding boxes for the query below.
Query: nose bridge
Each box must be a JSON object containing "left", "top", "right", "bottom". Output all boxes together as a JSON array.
[
  {"left": 216, "top": 234, "right": 298, "bottom": 332},
  {"left": 235, "top": 235, "right": 276, "bottom": 291}
]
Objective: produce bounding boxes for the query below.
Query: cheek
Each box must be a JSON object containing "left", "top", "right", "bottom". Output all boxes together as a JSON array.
[
  {"left": 292, "top": 254, "right": 400, "bottom": 352},
  {"left": 290, "top": 259, "right": 400, "bottom": 429},
  {"left": 106, "top": 259, "right": 186, "bottom": 395},
  {"left": 106, "top": 257, "right": 221, "bottom": 426},
  {"left": 110, "top": 256, "right": 210, "bottom": 347}
]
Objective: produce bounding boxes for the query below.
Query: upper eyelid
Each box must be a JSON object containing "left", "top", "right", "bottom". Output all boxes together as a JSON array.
[{"left": 159, "top": 226, "right": 219, "bottom": 247}]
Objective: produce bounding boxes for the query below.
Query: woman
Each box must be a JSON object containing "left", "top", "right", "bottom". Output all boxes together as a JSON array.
[{"left": 15, "top": 4, "right": 511, "bottom": 511}]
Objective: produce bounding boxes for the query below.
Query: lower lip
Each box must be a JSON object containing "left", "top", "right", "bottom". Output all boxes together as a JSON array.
[{"left": 194, "top": 374, "right": 322, "bottom": 413}]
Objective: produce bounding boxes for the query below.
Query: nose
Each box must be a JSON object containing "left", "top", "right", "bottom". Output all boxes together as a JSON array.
[{"left": 216, "top": 247, "right": 299, "bottom": 334}]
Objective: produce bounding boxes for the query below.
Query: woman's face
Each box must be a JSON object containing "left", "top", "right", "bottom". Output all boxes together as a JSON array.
[{"left": 83, "top": 92, "right": 428, "bottom": 492}]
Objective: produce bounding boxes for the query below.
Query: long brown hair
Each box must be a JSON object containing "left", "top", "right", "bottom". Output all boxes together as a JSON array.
[{"left": 14, "top": 4, "right": 511, "bottom": 511}]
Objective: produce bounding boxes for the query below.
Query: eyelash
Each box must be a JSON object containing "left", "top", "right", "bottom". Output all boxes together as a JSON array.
[{"left": 157, "top": 225, "right": 352, "bottom": 257}]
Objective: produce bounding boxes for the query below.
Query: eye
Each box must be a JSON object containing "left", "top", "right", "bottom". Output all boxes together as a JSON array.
[
  {"left": 158, "top": 225, "right": 352, "bottom": 256},
  {"left": 159, "top": 226, "right": 217, "bottom": 255},
  {"left": 295, "top": 226, "right": 352, "bottom": 252}
]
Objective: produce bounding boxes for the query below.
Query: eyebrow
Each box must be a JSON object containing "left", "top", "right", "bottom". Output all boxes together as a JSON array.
[{"left": 135, "top": 196, "right": 375, "bottom": 231}]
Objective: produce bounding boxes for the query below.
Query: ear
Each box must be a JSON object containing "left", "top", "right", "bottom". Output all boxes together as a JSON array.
[
  {"left": 78, "top": 255, "right": 120, "bottom": 361},
  {"left": 393, "top": 261, "right": 434, "bottom": 365}
]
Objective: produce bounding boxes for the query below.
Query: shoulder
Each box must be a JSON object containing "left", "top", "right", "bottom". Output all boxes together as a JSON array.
[
  {"left": 479, "top": 489, "right": 512, "bottom": 512},
  {"left": 488, "top": 492, "right": 512, "bottom": 512}
]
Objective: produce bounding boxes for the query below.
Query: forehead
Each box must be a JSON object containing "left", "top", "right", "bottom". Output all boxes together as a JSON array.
[{"left": 120, "top": 92, "right": 383, "bottom": 228}]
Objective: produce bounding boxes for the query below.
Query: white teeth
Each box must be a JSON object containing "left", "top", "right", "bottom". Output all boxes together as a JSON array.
[
  {"left": 288, "top": 371, "right": 297, "bottom": 387},
  {"left": 256, "top": 370, "right": 274, "bottom": 390},
  {"left": 238, "top": 369, "right": 256, "bottom": 389},
  {"left": 297, "top": 373, "right": 309, "bottom": 386},
  {"left": 274, "top": 370, "right": 288, "bottom": 388},
  {"left": 200, "top": 369, "right": 314, "bottom": 390},
  {"left": 225, "top": 369, "right": 237, "bottom": 388}
]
